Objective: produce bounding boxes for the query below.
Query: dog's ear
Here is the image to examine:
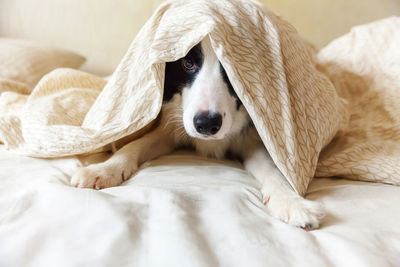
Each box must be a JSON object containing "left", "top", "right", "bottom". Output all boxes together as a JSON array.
[{"left": 208, "top": 4, "right": 348, "bottom": 195}]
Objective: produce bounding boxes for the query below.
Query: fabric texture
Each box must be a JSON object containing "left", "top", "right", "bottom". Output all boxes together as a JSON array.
[
  {"left": 0, "top": 0, "right": 349, "bottom": 195},
  {"left": 316, "top": 16, "right": 400, "bottom": 185},
  {"left": 0, "top": 147, "right": 399, "bottom": 267},
  {"left": 0, "top": 38, "right": 86, "bottom": 93}
]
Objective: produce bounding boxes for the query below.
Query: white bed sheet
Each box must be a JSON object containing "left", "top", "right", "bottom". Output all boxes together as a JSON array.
[{"left": 0, "top": 146, "right": 399, "bottom": 267}]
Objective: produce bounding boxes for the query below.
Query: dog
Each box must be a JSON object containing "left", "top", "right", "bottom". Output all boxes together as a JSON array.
[{"left": 71, "top": 36, "right": 325, "bottom": 230}]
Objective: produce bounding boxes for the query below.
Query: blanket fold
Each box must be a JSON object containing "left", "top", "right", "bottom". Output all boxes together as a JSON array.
[{"left": 0, "top": 0, "right": 398, "bottom": 194}]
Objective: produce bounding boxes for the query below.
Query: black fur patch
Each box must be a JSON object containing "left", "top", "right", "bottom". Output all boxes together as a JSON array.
[
  {"left": 163, "top": 44, "right": 203, "bottom": 102},
  {"left": 163, "top": 43, "right": 242, "bottom": 111},
  {"left": 220, "top": 63, "right": 242, "bottom": 110}
]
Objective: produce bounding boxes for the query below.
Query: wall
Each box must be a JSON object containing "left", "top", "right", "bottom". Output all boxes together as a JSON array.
[
  {"left": 261, "top": 0, "right": 400, "bottom": 48},
  {"left": 0, "top": 0, "right": 398, "bottom": 75}
]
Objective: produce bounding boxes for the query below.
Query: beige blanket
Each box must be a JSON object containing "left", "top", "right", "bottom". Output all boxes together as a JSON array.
[
  {"left": 316, "top": 16, "right": 400, "bottom": 185},
  {"left": 0, "top": 0, "right": 398, "bottom": 195}
]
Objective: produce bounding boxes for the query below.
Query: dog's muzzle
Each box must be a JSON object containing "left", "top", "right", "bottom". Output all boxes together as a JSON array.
[{"left": 193, "top": 111, "right": 222, "bottom": 136}]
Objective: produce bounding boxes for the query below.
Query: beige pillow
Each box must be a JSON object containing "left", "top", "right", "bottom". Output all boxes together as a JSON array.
[{"left": 0, "top": 38, "right": 86, "bottom": 93}]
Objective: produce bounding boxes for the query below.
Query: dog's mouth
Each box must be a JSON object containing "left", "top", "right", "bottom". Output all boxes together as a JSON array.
[{"left": 191, "top": 133, "right": 226, "bottom": 140}]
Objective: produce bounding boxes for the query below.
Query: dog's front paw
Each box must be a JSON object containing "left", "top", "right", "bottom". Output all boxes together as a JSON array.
[
  {"left": 71, "top": 164, "right": 133, "bottom": 190},
  {"left": 263, "top": 194, "right": 325, "bottom": 230}
]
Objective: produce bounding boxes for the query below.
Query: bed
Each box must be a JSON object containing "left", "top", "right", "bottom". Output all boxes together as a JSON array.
[
  {"left": 1, "top": 147, "right": 399, "bottom": 266},
  {"left": 1, "top": 1, "right": 400, "bottom": 266}
]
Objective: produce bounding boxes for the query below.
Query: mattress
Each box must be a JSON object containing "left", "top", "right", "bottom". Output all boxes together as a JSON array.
[{"left": 0, "top": 145, "right": 399, "bottom": 267}]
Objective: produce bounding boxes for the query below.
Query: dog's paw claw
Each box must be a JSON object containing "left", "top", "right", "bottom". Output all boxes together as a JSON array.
[
  {"left": 262, "top": 195, "right": 270, "bottom": 205},
  {"left": 301, "top": 223, "right": 313, "bottom": 231}
]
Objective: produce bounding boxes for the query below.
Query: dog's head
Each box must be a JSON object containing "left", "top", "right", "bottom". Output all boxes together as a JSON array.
[{"left": 164, "top": 37, "right": 250, "bottom": 140}]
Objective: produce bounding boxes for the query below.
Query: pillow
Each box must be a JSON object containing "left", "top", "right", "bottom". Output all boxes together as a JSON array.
[{"left": 0, "top": 38, "right": 86, "bottom": 92}]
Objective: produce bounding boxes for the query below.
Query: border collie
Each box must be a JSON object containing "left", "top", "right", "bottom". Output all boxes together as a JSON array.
[{"left": 71, "top": 36, "right": 324, "bottom": 230}]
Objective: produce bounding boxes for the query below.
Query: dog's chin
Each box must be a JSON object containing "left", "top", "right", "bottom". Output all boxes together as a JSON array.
[
  {"left": 184, "top": 125, "right": 228, "bottom": 141},
  {"left": 190, "top": 133, "right": 226, "bottom": 141}
]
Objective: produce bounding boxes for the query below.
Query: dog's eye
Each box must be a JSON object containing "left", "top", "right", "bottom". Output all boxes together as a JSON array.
[{"left": 181, "top": 58, "right": 197, "bottom": 73}]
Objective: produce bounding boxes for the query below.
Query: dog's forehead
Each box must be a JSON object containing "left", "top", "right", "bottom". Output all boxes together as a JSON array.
[{"left": 189, "top": 40, "right": 242, "bottom": 109}]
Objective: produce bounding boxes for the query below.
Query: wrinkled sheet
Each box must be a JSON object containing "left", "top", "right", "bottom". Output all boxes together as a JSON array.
[{"left": 0, "top": 146, "right": 399, "bottom": 267}]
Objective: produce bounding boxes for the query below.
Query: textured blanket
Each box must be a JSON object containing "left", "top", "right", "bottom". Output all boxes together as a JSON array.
[
  {"left": 0, "top": 0, "right": 398, "bottom": 195},
  {"left": 316, "top": 16, "right": 400, "bottom": 185}
]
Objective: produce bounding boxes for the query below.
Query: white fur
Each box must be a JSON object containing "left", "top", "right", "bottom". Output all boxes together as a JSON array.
[
  {"left": 182, "top": 37, "right": 246, "bottom": 140},
  {"left": 71, "top": 37, "right": 325, "bottom": 230}
]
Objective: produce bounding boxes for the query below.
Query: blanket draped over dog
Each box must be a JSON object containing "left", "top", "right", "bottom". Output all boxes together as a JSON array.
[{"left": 0, "top": 0, "right": 399, "bottom": 195}]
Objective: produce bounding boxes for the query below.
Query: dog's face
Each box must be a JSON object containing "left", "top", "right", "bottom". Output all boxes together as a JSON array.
[{"left": 164, "top": 37, "right": 249, "bottom": 140}]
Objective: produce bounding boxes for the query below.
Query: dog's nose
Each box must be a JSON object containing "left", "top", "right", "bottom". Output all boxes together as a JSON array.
[{"left": 193, "top": 111, "right": 222, "bottom": 135}]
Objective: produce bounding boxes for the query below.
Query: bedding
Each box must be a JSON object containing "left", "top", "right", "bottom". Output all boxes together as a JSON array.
[
  {"left": 0, "top": 0, "right": 400, "bottom": 266},
  {"left": 0, "top": 146, "right": 399, "bottom": 267},
  {"left": 316, "top": 16, "right": 400, "bottom": 185},
  {"left": 0, "top": 38, "right": 86, "bottom": 93}
]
